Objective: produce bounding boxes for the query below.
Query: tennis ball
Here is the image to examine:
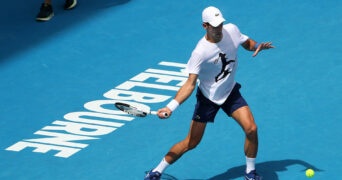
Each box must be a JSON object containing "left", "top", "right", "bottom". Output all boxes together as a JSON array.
[{"left": 305, "top": 168, "right": 315, "bottom": 178}]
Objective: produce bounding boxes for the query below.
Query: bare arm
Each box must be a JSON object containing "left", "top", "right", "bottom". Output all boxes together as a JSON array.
[
  {"left": 242, "top": 38, "right": 274, "bottom": 57},
  {"left": 157, "top": 73, "right": 198, "bottom": 119},
  {"left": 173, "top": 73, "right": 198, "bottom": 104}
]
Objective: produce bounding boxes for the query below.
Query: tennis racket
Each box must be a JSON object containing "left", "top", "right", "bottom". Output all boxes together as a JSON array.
[{"left": 114, "top": 101, "right": 168, "bottom": 117}]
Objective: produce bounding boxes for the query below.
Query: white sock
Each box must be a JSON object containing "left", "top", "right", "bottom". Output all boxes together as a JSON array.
[
  {"left": 246, "top": 156, "right": 256, "bottom": 173},
  {"left": 152, "top": 158, "right": 170, "bottom": 173}
]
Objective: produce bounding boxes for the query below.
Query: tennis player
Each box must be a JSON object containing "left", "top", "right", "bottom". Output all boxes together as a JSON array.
[{"left": 145, "top": 6, "right": 274, "bottom": 180}]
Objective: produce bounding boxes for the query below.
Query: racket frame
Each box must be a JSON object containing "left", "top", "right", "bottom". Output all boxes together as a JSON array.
[{"left": 114, "top": 101, "right": 168, "bottom": 117}]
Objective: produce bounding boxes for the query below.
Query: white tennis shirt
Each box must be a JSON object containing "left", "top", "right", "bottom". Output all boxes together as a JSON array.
[{"left": 187, "top": 23, "right": 249, "bottom": 105}]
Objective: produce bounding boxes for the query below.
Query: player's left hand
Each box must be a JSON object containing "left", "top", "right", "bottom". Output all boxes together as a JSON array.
[{"left": 253, "top": 42, "right": 274, "bottom": 57}]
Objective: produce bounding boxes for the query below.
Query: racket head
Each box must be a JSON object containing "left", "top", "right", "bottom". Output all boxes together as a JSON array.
[{"left": 114, "top": 102, "right": 151, "bottom": 117}]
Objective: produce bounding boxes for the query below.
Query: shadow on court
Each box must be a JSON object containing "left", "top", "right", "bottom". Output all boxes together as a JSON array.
[
  {"left": 209, "top": 159, "right": 322, "bottom": 180},
  {"left": 161, "top": 159, "right": 322, "bottom": 180},
  {"left": 0, "top": 0, "right": 130, "bottom": 62}
]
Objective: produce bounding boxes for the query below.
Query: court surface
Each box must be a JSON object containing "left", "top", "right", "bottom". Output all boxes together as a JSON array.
[{"left": 1, "top": 0, "right": 341, "bottom": 179}]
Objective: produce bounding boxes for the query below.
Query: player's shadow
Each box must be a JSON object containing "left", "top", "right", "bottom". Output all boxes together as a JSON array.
[
  {"left": 208, "top": 159, "right": 322, "bottom": 180},
  {"left": 162, "top": 159, "right": 322, "bottom": 180}
]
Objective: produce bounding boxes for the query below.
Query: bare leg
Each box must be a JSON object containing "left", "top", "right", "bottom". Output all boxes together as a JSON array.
[
  {"left": 164, "top": 120, "right": 207, "bottom": 164},
  {"left": 231, "top": 106, "right": 258, "bottom": 158}
]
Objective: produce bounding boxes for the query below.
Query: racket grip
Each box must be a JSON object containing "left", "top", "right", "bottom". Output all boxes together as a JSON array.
[
  {"left": 163, "top": 112, "right": 169, "bottom": 117},
  {"left": 151, "top": 111, "right": 168, "bottom": 117}
]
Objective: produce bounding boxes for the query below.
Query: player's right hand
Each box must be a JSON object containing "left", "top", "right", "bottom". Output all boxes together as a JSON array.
[{"left": 157, "top": 107, "right": 172, "bottom": 119}]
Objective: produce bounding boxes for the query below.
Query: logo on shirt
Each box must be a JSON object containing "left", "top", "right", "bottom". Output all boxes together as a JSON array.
[{"left": 215, "top": 53, "right": 235, "bottom": 82}]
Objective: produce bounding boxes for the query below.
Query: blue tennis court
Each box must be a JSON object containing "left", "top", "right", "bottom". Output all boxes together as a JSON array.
[{"left": 1, "top": 0, "right": 341, "bottom": 179}]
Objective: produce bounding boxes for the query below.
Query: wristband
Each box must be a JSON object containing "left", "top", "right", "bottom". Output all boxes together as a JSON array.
[
  {"left": 166, "top": 99, "right": 179, "bottom": 112},
  {"left": 254, "top": 42, "right": 260, "bottom": 50}
]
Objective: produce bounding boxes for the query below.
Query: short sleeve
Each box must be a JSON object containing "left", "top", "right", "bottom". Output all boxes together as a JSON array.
[
  {"left": 226, "top": 24, "right": 249, "bottom": 44},
  {"left": 186, "top": 51, "right": 202, "bottom": 75}
]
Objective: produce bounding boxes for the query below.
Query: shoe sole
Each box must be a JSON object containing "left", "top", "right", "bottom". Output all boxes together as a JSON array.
[
  {"left": 65, "top": 0, "right": 77, "bottom": 10},
  {"left": 36, "top": 13, "right": 54, "bottom": 21}
]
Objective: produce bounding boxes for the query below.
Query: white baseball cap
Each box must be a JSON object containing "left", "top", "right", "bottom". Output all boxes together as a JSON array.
[{"left": 202, "top": 6, "right": 226, "bottom": 27}]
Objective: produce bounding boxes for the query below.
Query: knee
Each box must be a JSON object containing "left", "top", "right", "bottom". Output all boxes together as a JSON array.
[
  {"left": 244, "top": 124, "right": 258, "bottom": 138},
  {"left": 183, "top": 139, "right": 200, "bottom": 151},
  {"left": 188, "top": 141, "right": 199, "bottom": 150}
]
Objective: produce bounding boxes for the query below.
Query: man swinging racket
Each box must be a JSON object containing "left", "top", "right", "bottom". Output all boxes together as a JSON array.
[{"left": 145, "top": 6, "right": 274, "bottom": 180}]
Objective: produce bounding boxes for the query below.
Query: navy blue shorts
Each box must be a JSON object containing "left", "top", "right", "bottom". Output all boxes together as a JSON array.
[{"left": 192, "top": 83, "right": 248, "bottom": 123}]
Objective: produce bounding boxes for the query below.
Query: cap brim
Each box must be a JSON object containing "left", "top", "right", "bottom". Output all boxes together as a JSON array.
[{"left": 209, "top": 17, "right": 225, "bottom": 27}]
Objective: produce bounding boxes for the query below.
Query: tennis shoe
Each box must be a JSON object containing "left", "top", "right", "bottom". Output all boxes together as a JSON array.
[
  {"left": 244, "top": 170, "right": 262, "bottom": 180},
  {"left": 64, "top": 0, "right": 77, "bottom": 10},
  {"left": 36, "top": 3, "right": 54, "bottom": 21},
  {"left": 144, "top": 170, "right": 161, "bottom": 180}
]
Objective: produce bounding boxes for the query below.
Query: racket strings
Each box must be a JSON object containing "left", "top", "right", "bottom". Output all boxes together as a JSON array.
[{"left": 117, "top": 104, "right": 147, "bottom": 117}]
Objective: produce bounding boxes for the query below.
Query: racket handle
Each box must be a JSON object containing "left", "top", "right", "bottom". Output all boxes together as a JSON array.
[{"left": 151, "top": 111, "right": 169, "bottom": 117}]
